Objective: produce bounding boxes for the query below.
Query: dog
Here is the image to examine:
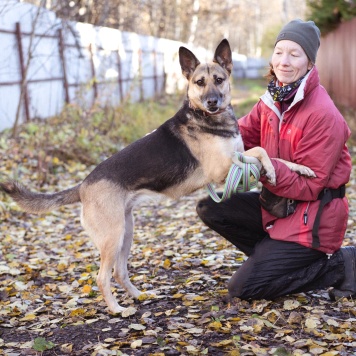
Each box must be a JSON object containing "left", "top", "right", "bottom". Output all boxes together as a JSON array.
[{"left": 0, "top": 39, "right": 314, "bottom": 313}]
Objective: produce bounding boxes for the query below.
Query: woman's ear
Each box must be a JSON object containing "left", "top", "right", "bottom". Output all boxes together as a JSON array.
[{"left": 308, "top": 61, "right": 314, "bottom": 70}]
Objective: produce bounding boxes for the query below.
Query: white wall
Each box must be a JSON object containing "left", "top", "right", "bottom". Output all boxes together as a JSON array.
[
  {"left": 0, "top": 3, "right": 266, "bottom": 132},
  {"left": 0, "top": 2, "right": 192, "bottom": 132}
]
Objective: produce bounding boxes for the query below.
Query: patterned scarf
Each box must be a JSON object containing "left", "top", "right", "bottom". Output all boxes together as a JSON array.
[{"left": 267, "top": 75, "right": 305, "bottom": 102}]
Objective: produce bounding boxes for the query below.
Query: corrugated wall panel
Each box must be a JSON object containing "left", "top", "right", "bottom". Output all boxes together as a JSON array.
[{"left": 316, "top": 18, "right": 356, "bottom": 109}]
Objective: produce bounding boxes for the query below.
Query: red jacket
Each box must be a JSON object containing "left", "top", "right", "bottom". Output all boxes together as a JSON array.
[{"left": 238, "top": 67, "right": 351, "bottom": 254}]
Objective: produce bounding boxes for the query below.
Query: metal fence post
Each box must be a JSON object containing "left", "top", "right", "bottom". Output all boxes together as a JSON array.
[
  {"left": 58, "top": 28, "right": 70, "bottom": 104},
  {"left": 89, "top": 43, "right": 98, "bottom": 103},
  {"left": 138, "top": 49, "right": 143, "bottom": 101},
  {"left": 15, "top": 22, "right": 30, "bottom": 122},
  {"left": 117, "top": 50, "right": 123, "bottom": 102}
]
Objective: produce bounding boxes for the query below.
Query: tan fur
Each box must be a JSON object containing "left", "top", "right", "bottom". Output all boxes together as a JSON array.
[{"left": 188, "top": 63, "right": 231, "bottom": 112}]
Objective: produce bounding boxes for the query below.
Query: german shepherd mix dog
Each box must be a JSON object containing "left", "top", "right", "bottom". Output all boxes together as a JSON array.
[{"left": 0, "top": 40, "right": 310, "bottom": 314}]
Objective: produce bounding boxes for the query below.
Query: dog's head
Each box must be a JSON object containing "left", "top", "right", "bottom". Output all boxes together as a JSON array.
[{"left": 179, "top": 39, "right": 232, "bottom": 114}]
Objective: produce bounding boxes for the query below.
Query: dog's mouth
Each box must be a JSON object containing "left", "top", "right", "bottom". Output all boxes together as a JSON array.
[
  {"left": 205, "top": 106, "right": 227, "bottom": 116},
  {"left": 207, "top": 106, "right": 220, "bottom": 113}
]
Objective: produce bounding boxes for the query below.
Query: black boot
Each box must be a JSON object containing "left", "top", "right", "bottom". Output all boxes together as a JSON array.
[{"left": 329, "top": 246, "right": 356, "bottom": 301}]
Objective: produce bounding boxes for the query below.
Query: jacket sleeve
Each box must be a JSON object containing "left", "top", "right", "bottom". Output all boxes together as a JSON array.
[
  {"left": 260, "top": 109, "right": 351, "bottom": 201},
  {"left": 237, "top": 101, "right": 262, "bottom": 151}
]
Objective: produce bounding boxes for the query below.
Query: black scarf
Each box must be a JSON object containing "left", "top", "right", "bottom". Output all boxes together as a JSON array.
[{"left": 267, "top": 76, "right": 305, "bottom": 102}]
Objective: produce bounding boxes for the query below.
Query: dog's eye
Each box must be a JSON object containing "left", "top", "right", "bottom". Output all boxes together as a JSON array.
[
  {"left": 216, "top": 77, "right": 224, "bottom": 84},
  {"left": 196, "top": 79, "right": 204, "bottom": 86}
]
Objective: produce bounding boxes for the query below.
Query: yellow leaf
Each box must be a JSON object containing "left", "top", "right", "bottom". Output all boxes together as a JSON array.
[
  {"left": 163, "top": 258, "right": 171, "bottom": 269},
  {"left": 70, "top": 308, "right": 86, "bottom": 317},
  {"left": 193, "top": 296, "right": 208, "bottom": 301},
  {"left": 172, "top": 293, "right": 184, "bottom": 299},
  {"left": 138, "top": 293, "right": 149, "bottom": 301},
  {"left": 226, "top": 350, "right": 240, "bottom": 356},
  {"left": 82, "top": 285, "right": 92, "bottom": 294},
  {"left": 211, "top": 339, "right": 233, "bottom": 347},
  {"left": 241, "top": 333, "right": 256, "bottom": 341},
  {"left": 20, "top": 314, "right": 36, "bottom": 321},
  {"left": 208, "top": 321, "right": 222, "bottom": 330},
  {"left": 57, "top": 263, "right": 67, "bottom": 272},
  {"left": 52, "top": 157, "right": 60, "bottom": 165}
]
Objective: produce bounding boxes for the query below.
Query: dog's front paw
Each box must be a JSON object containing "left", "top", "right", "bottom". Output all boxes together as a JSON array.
[
  {"left": 266, "top": 170, "right": 276, "bottom": 186},
  {"left": 293, "top": 164, "right": 316, "bottom": 177},
  {"left": 261, "top": 163, "right": 276, "bottom": 186}
]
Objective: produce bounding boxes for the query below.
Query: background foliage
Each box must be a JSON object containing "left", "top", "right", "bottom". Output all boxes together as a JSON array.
[{"left": 307, "top": 0, "right": 356, "bottom": 35}]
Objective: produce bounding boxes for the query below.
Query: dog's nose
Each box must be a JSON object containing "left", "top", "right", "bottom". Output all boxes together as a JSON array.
[{"left": 207, "top": 97, "right": 218, "bottom": 107}]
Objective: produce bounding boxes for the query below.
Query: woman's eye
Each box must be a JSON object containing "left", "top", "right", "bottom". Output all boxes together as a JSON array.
[{"left": 216, "top": 78, "right": 223, "bottom": 84}]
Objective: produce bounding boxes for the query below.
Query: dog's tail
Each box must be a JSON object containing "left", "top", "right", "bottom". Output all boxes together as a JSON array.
[{"left": 0, "top": 180, "right": 81, "bottom": 214}]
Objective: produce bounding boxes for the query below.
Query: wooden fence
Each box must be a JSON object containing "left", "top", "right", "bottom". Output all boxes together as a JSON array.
[{"left": 316, "top": 18, "right": 356, "bottom": 109}]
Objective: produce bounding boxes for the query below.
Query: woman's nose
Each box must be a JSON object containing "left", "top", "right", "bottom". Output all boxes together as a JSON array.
[{"left": 280, "top": 54, "right": 290, "bottom": 65}]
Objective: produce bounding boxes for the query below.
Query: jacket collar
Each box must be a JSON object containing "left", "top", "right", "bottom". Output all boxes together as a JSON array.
[{"left": 261, "top": 66, "right": 319, "bottom": 117}]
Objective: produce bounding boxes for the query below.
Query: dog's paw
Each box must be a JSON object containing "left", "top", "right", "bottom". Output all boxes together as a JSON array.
[
  {"left": 108, "top": 304, "right": 126, "bottom": 315},
  {"left": 261, "top": 163, "right": 276, "bottom": 186},
  {"left": 137, "top": 290, "right": 157, "bottom": 301},
  {"left": 292, "top": 164, "right": 316, "bottom": 177},
  {"left": 266, "top": 170, "right": 276, "bottom": 186}
]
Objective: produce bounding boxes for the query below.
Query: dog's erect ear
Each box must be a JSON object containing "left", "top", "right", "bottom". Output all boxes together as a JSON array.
[
  {"left": 179, "top": 47, "right": 201, "bottom": 80},
  {"left": 213, "top": 39, "right": 233, "bottom": 74}
]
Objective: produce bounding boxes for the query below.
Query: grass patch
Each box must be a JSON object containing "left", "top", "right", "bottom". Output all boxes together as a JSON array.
[
  {"left": 231, "top": 78, "right": 266, "bottom": 118},
  {"left": 1, "top": 95, "right": 182, "bottom": 165}
]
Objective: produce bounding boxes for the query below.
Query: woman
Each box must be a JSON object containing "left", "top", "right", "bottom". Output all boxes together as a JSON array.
[{"left": 196, "top": 19, "right": 355, "bottom": 301}]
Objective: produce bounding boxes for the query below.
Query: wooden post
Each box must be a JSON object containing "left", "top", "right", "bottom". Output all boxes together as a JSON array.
[
  {"left": 117, "top": 50, "right": 123, "bottom": 102},
  {"left": 153, "top": 50, "right": 158, "bottom": 96},
  {"left": 89, "top": 43, "right": 98, "bottom": 103},
  {"left": 15, "top": 22, "right": 30, "bottom": 122},
  {"left": 58, "top": 29, "right": 70, "bottom": 104},
  {"left": 138, "top": 49, "right": 144, "bottom": 102}
]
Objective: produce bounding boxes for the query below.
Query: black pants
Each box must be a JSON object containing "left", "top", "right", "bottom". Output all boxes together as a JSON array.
[{"left": 196, "top": 192, "right": 345, "bottom": 300}]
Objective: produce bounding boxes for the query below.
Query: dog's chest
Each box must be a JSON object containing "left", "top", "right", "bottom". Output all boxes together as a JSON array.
[{"left": 186, "top": 132, "right": 244, "bottom": 183}]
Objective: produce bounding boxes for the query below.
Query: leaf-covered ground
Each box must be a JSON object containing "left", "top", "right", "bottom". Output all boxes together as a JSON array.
[{"left": 0, "top": 138, "right": 356, "bottom": 356}]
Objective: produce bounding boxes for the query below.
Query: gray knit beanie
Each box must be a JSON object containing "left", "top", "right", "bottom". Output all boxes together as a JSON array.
[{"left": 275, "top": 19, "right": 321, "bottom": 63}]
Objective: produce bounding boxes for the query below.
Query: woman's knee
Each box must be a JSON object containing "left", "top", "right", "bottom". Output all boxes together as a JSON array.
[
  {"left": 227, "top": 263, "right": 253, "bottom": 299},
  {"left": 196, "top": 196, "right": 215, "bottom": 223}
]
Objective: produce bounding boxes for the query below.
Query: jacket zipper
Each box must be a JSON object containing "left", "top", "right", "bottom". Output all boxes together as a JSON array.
[{"left": 303, "top": 202, "right": 310, "bottom": 225}]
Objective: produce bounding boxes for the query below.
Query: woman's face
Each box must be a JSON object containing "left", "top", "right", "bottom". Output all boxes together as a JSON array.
[{"left": 271, "top": 40, "right": 313, "bottom": 84}]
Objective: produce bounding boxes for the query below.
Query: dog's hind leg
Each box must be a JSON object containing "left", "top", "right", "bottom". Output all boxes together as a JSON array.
[
  {"left": 112, "top": 208, "right": 141, "bottom": 298},
  {"left": 95, "top": 229, "right": 126, "bottom": 314},
  {"left": 81, "top": 190, "right": 128, "bottom": 313},
  {"left": 113, "top": 208, "right": 156, "bottom": 299}
]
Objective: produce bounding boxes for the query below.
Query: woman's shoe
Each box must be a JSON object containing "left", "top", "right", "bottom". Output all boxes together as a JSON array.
[{"left": 329, "top": 246, "right": 356, "bottom": 300}]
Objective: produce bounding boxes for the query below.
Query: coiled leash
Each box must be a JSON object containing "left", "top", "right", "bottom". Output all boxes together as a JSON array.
[{"left": 206, "top": 152, "right": 260, "bottom": 203}]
